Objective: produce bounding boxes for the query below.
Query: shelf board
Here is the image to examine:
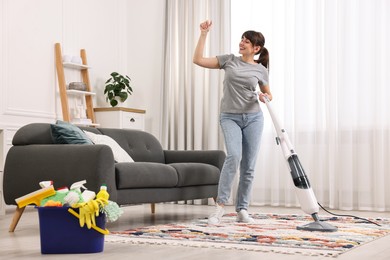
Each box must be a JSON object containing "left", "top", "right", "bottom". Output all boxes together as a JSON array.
[
  {"left": 94, "top": 107, "right": 146, "bottom": 114},
  {"left": 66, "top": 89, "right": 96, "bottom": 96},
  {"left": 63, "top": 62, "right": 91, "bottom": 70}
]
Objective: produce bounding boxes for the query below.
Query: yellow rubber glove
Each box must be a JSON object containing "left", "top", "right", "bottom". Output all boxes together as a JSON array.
[
  {"left": 95, "top": 197, "right": 109, "bottom": 209},
  {"left": 73, "top": 202, "right": 95, "bottom": 229},
  {"left": 87, "top": 199, "right": 100, "bottom": 224},
  {"left": 86, "top": 202, "right": 96, "bottom": 228},
  {"left": 72, "top": 185, "right": 111, "bottom": 229},
  {"left": 72, "top": 202, "right": 86, "bottom": 227}
]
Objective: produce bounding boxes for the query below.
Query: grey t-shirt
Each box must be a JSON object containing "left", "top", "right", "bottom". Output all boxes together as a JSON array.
[{"left": 217, "top": 54, "right": 269, "bottom": 113}]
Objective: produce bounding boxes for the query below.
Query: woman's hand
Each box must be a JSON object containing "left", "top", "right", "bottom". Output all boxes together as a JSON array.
[
  {"left": 200, "top": 20, "right": 212, "bottom": 33},
  {"left": 259, "top": 85, "right": 272, "bottom": 103},
  {"left": 258, "top": 92, "right": 271, "bottom": 103}
]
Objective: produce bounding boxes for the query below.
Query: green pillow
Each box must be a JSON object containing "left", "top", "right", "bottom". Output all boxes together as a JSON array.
[{"left": 51, "top": 120, "right": 93, "bottom": 144}]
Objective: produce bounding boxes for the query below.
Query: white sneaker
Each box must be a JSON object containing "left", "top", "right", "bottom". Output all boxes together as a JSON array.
[
  {"left": 236, "top": 209, "right": 255, "bottom": 223},
  {"left": 208, "top": 204, "right": 225, "bottom": 225}
]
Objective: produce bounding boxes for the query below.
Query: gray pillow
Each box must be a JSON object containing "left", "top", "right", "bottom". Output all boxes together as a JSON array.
[{"left": 51, "top": 120, "right": 93, "bottom": 144}]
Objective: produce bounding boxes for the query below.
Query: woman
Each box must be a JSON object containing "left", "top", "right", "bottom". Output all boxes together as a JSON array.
[{"left": 193, "top": 20, "right": 272, "bottom": 224}]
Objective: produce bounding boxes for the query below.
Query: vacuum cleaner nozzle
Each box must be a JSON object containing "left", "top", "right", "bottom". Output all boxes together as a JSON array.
[{"left": 297, "top": 213, "right": 338, "bottom": 232}]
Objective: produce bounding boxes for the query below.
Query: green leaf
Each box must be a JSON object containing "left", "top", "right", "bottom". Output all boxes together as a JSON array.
[
  {"left": 114, "top": 86, "right": 122, "bottom": 93},
  {"left": 119, "top": 92, "right": 128, "bottom": 101},
  {"left": 110, "top": 99, "right": 118, "bottom": 107}
]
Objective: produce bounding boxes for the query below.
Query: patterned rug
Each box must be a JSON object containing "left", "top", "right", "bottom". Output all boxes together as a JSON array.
[{"left": 105, "top": 213, "right": 390, "bottom": 257}]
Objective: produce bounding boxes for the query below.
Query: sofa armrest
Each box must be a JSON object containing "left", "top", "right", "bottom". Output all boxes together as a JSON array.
[
  {"left": 3, "top": 144, "right": 117, "bottom": 205},
  {"left": 163, "top": 150, "right": 226, "bottom": 171}
]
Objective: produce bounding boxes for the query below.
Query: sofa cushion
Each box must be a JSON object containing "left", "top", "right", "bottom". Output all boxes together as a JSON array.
[
  {"left": 169, "top": 163, "right": 220, "bottom": 187},
  {"left": 51, "top": 120, "right": 93, "bottom": 145},
  {"left": 116, "top": 162, "right": 178, "bottom": 189}
]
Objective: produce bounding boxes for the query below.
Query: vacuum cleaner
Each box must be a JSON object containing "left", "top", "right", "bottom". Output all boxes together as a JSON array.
[{"left": 262, "top": 95, "right": 337, "bottom": 232}]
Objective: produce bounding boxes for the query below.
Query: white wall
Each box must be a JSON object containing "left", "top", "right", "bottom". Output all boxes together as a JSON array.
[
  {"left": 0, "top": 0, "right": 166, "bottom": 162},
  {"left": 0, "top": 0, "right": 165, "bottom": 214},
  {"left": 124, "top": 0, "right": 165, "bottom": 138}
]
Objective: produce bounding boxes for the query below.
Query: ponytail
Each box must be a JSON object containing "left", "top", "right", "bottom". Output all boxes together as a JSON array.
[{"left": 256, "top": 47, "right": 269, "bottom": 69}]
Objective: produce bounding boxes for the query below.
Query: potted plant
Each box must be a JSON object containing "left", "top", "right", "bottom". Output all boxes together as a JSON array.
[{"left": 104, "top": 72, "right": 133, "bottom": 107}]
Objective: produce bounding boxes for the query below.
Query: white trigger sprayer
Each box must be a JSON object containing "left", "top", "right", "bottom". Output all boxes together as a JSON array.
[{"left": 258, "top": 92, "right": 337, "bottom": 232}]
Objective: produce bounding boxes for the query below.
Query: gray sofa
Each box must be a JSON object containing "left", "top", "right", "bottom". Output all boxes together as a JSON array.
[{"left": 3, "top": 123, "right": 225, "bottom": 210}]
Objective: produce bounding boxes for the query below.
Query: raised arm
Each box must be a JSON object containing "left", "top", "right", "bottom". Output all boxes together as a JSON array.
[{"left": 193, "top": 20, "right": 220, "bottom": 69}]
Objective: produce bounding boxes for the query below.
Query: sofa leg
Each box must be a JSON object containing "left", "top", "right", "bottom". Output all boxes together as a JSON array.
[{"left": 151, "top": 203, "right": 155, "bottom": 214}]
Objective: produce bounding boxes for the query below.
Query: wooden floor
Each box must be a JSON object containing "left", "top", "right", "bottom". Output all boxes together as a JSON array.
[{"left": 1, "top": 203, "right": 390, "bottom": 259}]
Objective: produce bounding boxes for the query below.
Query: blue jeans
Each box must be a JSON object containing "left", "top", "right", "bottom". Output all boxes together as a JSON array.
[{"left": 217, "top": 111, "right": 264, "bottom": 212}]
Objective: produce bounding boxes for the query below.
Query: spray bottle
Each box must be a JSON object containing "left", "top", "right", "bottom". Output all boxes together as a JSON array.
[{"left": 64, "top": 180, "right": 91, "bottom": 206}]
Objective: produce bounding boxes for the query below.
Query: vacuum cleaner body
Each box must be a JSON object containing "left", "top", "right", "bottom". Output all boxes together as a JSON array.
[
  {"left": 262, "top": 95, "right": 337, "bottom": 232},
  {"left": 269, "top": 113, "right": 319, "bottom": 216}
]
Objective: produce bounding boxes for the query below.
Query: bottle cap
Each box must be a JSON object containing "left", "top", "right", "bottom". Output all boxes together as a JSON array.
[{"left": 57, "top": 186, "right": 69, "bottom": 193}]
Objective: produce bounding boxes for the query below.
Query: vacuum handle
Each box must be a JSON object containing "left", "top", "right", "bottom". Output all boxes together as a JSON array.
[
  {"left": 260, "top": 94, "right": 283, "bottom": 135},
  {"left": 261, "top": 93, "right": 296, "bottom": 158}
]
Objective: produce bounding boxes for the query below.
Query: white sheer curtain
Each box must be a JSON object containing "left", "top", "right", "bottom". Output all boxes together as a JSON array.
[
  {"left": 161, "top": 0, "right": 230, "bottom": 205},
  {"left": 162, "top": 0, "right": 230, "bottom": 151},
  {"left": 231, "top": 0, "right": 390, "bottom": 211},
  {"left": 162, "top": 0, "right": 390, "bottom": 211}
]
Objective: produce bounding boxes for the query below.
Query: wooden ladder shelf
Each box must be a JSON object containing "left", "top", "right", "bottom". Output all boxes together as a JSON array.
[{"left": 54, "top": 43, "right": 96, "bottom": 125}]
